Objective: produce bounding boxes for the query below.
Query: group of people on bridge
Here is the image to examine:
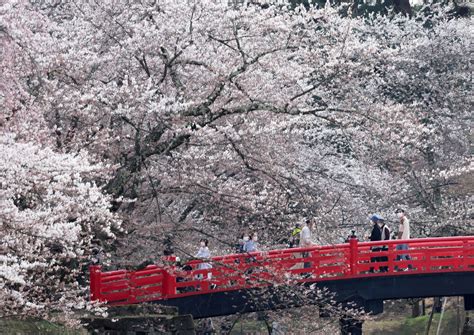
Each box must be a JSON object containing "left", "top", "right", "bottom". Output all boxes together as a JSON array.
[
  {"left": 365, "top": 208, "right": 412, "bottom": 272},
  {"left": 182, "top": 208, "right": 413, "bottom": 276}
]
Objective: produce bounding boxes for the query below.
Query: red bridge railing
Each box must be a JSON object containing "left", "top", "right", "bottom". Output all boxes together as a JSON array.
[{"left": 90, "top": 236, "right": 474, "bottom": 305}]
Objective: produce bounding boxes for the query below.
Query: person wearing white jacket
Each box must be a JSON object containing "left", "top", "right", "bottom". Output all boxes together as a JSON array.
[
  {"left": 195, "top": 239, "right": 212, "bottom": 279},
  {"left": 299, "top": 219, "right": 315, "bottom": 269},
  {"left": 299, "top": 219, "right": 314, "bottom": 248},
  {"left": 395, "top": 208, "right": 413, "bottom": 270}
]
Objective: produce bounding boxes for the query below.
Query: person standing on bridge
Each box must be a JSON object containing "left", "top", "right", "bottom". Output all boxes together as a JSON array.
[
  {"left": 395, "top": 208, "right": 413, "bottom": 270},
  {"left": 243, "top": 233, "right": 259, "bottom": 275},
  {"left": 236, "top": 233, "right": 246, "bottom": 254},
  {"left": 379, "top": 218, "right": 390, "bottom": 272},
  {"left": 300, "top": 219, "right": 315, "bottom": 269},
  {"left": 369, "top": 214, "right": 384, "bottom": 273},
  {"left": 299, "top": 219, "right": 314, "bottom": 248},
  {"left": 195, "top": 239, "right": 212, "bottom": 279},
  {"left": 289, "top": 223, "right": 302, "bottom": 248},
  {"left": 243, "top": 232, "right": 259, "bottom": 252}
]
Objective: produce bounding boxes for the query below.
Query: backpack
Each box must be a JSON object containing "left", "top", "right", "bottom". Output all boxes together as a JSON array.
[
  {"left": 289, "top": 227, "right": 301, "bottom": 248},
  {"left": 382, "top": 224, "right": 390, "bottom": 241}
]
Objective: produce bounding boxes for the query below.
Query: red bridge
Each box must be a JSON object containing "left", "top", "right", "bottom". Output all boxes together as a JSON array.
[{"left": 90, "top": 236, "right": 474, "bottom": 325}]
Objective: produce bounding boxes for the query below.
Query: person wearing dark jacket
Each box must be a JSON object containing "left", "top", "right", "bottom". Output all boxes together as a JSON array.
[
  {"left": 369, "top": 214, "right": 385, "bottom": 273},
  {"left": 379, "top": 220, "right": 390, "bottom": 272}
]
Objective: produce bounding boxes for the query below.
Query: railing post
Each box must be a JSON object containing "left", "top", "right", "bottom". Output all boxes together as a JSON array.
[
  {"left": 128, "top": 271, "right": 136, "bottom": 304},
  {"left": 388, "top": 243, "right": 394, "bottom": 273},
  {"left": 162, "top": 268, "right": 176, "bottom": 297},
  {"left": 201, "top": 271, "right": 210, "bottom": 292},
  {"left": 349, "top": 231, "right": 358, "bottom": 276},
  {"left": 312, "top": 248, "right": 320, "bottom": 278},
  {"left": 462, "top": 240, "right": 469, "bottom": 269},
  {"left": 89, "top": 265, "right": 101, "bottom": 301}
]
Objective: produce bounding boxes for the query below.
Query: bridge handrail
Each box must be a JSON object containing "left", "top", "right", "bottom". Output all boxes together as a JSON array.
[
  {"left": 90, "top": 235, "right": 474, "bottom": 304},
  {"left": 359, "top": 235, "right": 474, "bottom": 246}
]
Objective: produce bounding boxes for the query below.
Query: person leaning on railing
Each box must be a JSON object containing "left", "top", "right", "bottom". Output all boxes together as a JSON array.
[
  {"left": 242, "top": 232, "right": 259, "bottom": 276},
  {"left": 243, "top": 233, "right": 259, "bottom": 253}
]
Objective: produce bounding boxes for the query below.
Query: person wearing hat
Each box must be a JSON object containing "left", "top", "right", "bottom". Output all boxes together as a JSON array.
[
  {"left": 369, "top": 214, "right": 385, "bottom": 241},
  {"left": 395, "top": 208, "right": 413, "bottom": 270},
  {"left": 368, "top": 214, "right": 387, "bottom": 272}
]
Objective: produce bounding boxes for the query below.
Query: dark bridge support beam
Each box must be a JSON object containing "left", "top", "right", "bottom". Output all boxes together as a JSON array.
[
  {"left": 336, "top": 299, "right": 381, "bottom": 335},
  {"left": 340, "top": 317, "right": 363, "bottom": 335},
  {"left": 364, "top": 299, "right": 383, "bottom": 315},
  {"left": 464, "top": 295, "right": 474, "bottom": 311}
]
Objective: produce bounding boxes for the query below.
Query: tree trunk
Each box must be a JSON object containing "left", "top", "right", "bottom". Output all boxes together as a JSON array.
[
  {"left": 425, "top": 306, "right": 435, "bottom": 335},
  {"left": 434, "top": 297, "right": 442, "bottom": 313},
  {"left": 426, "top": 298, "right": 443, "bottom": 335},
  {"left": 385, "top": 0, "right": 413, "bottom": 16},
  {"left": 393, "top": 0, "right": 413, "bottom": 16},
  {"left": 412, "top": 299, "right": 422, "bottom": 318}
]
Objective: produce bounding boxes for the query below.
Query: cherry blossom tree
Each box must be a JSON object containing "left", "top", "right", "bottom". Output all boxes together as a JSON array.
[{"left": 0, "top": 134, "right": 121, "bottom": 321}]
